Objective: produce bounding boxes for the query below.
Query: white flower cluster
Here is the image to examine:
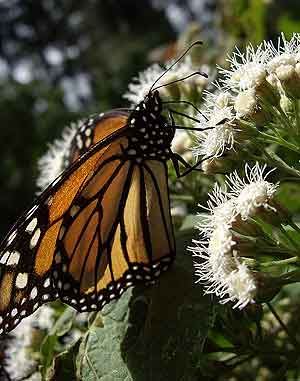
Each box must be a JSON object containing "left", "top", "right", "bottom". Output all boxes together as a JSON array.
[
  {"left": 193, "top": 33, "right": 300, "bottom": 164},
  {"left": 36, "top": 121, "right": 80, "bottom": 192},
  {"left": 190, "top": 163, "right": 278, "bottom": 309},
  {"left": 5, "top": 306, "right": 54, "bottom": 380},
  {"left": 124, "top": 55, "right": 210, "bottom": 106}
]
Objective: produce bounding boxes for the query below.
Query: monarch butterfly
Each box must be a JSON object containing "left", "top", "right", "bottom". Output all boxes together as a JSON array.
[{"left": 0, "top": 42, "right": 207, "bottom": 336}]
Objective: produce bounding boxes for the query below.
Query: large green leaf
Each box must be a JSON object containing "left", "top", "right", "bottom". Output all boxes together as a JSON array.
[
  {"left": 77, "top": 231, "right": 213, "bottom": 381},
  {"left": 46, "top": 340, "right": 81, "bottom": 381}
]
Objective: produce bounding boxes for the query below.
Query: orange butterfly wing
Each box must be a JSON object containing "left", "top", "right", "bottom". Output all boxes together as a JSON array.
[
  {"left": 0, "top": 114, "right": 128, "bottom": 334},
  {"left": 53, "top": 154, "right": 175, "bottom": 311},
  {"left": 0, "top": 109, "right": 175, "bottom": 334},
  {"left": 67, "top": 110, "right": 130, "bottom": 163}
]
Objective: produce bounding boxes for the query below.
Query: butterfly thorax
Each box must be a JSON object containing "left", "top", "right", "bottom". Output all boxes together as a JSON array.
[{"left": 126, "top": 90, "right": 175, "bottom": 160}]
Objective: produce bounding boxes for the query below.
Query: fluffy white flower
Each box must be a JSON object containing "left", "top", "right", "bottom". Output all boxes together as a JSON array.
[
  {"left": 208, "top": 226, "right": 235, "bottom": 257},
  {"left": 5, "top": 345, "right": 36, "bottom": 380},
  {"left": 34, "top": 305, "right": 54, "bottom": 330},
  {"left": 26, "top": 373, "right": 42, "bottom": 381},
  {"left": 5, "top": 316, "right": 35, "bottom": 379},
  {"left": 219, "top": 43, "right": 270, "bottom": 91},
  {"left": 221, "top": 261, "right": 257, "bottom": 309},
  {"left": 265, "top": 33, "right": 300, "bottom": 94},
  {"left": 193, "top": 89, "right": 238, "bottom": 159},
  {"left": 191, "top": 226, "right": 256, "bottom": 309},
  {"left": 195, "top": 122, "right": 235, "bottom": 159},
  {"left": 123, "top": 63, "right": 164, "bottom": 105},
  {"left": 205, "top": 88, "right": 233, "bottom": 110},
  {"left": 5, "top": 306, "right": 54, "bottom": 380},
  {"left": 123, "top": 56, "right": 210, "bottom": 106},
  {"left": 36, "top": 121, "right": 79, "bottom": 192},
  {"left": 226, "top": 162, "right": 278, "bottom": 220},
  {"left": 267, "top": 33, "right": 300, "bottom": 73},
  {"left": 197, "top": 184, "right": 237, "bottom": 236},
  {"left": 234, "top": 88, "right": 258, "bottom": 118}
]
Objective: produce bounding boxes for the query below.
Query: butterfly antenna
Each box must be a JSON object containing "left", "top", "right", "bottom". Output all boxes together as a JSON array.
[
  {"left": 152, "top": 71, "right": 207, "bottom": 92},
  {"left": 149, "top": 40, "right": 203, "bottom": 93}
]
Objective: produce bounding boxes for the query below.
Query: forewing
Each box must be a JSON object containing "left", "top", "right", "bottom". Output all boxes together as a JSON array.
[
  {"left": 0, "top": 116, "right": 128, "bottom": 335},
  {"left": 68, "top": 110, "right": 129, "bottom": 163}
]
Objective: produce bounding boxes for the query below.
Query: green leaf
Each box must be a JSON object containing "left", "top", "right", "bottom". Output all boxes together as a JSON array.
[
  {"left": 276, "top": 183, "right": 300, "bottom": 214},
  {"left": 46, "top": 340, "right": 81, "bottom": 381},
  {"left": 40, "top": 307, "right": 77, "bottom": 377},
  {"left": 53, "top": 307, "right": 77, "bottom": 337},
  {"left": 77, "top": 231, "right": 213, "bottom": 381}
]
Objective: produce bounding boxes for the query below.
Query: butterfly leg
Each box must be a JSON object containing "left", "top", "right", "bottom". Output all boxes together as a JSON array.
[
  {"left": 168, "top": 108, "right": 201, "bottom": 123},
  {"left": 167, "top": 109, "right": 215, "bottom": 133},
  {"left": 171, "top": 153, "right": 209, "bottom": 178}
]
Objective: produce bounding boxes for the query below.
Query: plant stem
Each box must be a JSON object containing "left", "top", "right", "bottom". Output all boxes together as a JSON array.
[
  {"left": 278, "top": 225, "right": 300, "bottom": 251},
  {"left": 294, "top": 100, "right": 300, "bottom": 135},
  {"left": 258, "top": 132, "right": 300, "bottom": 153},
  {"left": 260, "top": 256, "right": 300, "bottom": 267},
  {"left": 264, "top": 150, "right": 300, "bottom": 178}
]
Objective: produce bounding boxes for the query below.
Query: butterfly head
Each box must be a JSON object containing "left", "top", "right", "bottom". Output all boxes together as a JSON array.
[
  {"left": 126, "top": 90, "right": 174, "bottom": 159},
  {"left": 138, "top": 90, "right": 161, "bottom": 114}
]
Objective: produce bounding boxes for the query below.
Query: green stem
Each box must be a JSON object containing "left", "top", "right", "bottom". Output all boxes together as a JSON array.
[
  {"left": 258, "top": 134, "right": 300, "bottom": 153},
  {"left": 263, "top": 150, "right": 300, "bottom": 178},
  {"left": 259, "top": 256, "right": 300, "bottom": 267},
  {"left": 294, "top": 100, "right": 300, "bottom": 135},
  {"left": 275, "top": 104, "right": 294, "bottom": 131},
  {"left": 170, "top": 194, "right": 194, "bottom": 201},
  {"left": 278, "top": 224, "right": 300, "bottom": 251}
]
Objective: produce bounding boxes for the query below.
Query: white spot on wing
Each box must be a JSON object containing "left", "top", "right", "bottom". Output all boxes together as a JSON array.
[
  {"left": 7, "top": 230, "right": 17, "bottom": 245},
  {"left": 44, "top": 278, "right": 50, "bottom": 288},
  {"left": 16, "top": 273, "right": 28, "bottom": 289},
  {"left": 7, "top": 251, "right": 20, "bottom": 266},
  {"left": 85, "top": 137, "right": 92, "bottom": 148},
  {"left": 25, "top": 218, "right": 38, "bottom": 234},
  {"left": 0, "top": 251, "right": 10, "bottom": 264},
  {"left": 30, "top": 287, "right": 38, "bottom": 299},
  {"left": 30, "top": 228, "right": 41, "bottom": 249},
  {"left": 25, "top": 205, "right": 38, "bottom": 220}
]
